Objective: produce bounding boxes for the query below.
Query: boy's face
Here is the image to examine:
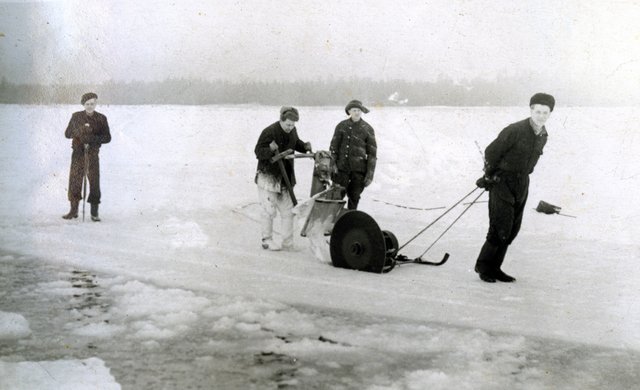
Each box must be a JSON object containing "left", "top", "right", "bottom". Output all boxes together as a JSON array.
[
  {"left": 84, "top": 99, "right": 97, "bottom": 114},
  {"left": 530, "top": 104, "right": 551, "bottom": 127},
  {"left": 280, "top": 119, "right": 296, "bottom": 133},
  {"left": 348, "top": 108, "right": 362, "bottom": 121}
]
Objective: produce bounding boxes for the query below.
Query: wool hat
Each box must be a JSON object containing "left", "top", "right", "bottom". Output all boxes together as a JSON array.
[
  {"left": 280, "top": 106, "right": 299, "bottom": 121},
  {"left": 529, "top": 93, "right": 555, "bottom": 112},
  {"left": 81, "top": 92, "right": 98, "bottom": 105},
  {"left": 345, "top": 100, "right": 369, "bottom": 115}
]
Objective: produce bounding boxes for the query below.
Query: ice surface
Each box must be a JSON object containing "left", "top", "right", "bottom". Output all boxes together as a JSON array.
[
  {"left": 0, "top": 358, "right": 120, "bottom": 390},
  {"left": 0, "top": 311, "right": 31, "bottom": 340},
  {"left": 1, "top": 255, "right": 639, "bottom": 389}
]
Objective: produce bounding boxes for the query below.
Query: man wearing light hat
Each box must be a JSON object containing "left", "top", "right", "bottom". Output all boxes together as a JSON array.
[
  {"left": 330, "top": 100, "right": 377, "bottom": 210},
  {"left": 62, "top": 92, "right": 111, "bottom": 221},
  {"left": 474, "top": 93, "right": 555, "bottom": 283},
  {"left": 254, "top": 106, "right": 312, "bottom": 250}
]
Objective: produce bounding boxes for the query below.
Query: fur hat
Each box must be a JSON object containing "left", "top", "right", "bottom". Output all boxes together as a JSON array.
[
  {"left": 345, "top": 100, "right": 369, "bottom": 115},
  {"left": 280, "top": 106, "right": 299, "bottom": 121},
  {"left": 529, "top": 93, "right": 555, "bottom": 112},
  {"left": 81, "top": 92, "right": 98, "bottom": 105}
]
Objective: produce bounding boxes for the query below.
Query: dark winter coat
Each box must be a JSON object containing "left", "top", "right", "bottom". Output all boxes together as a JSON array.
[
  {"left": 329, "top": 118, "right": 377, "bottom": 179},
  {"left": 483, "top": 118, "right": 548, "bottom": 244},
  {"left": 254, "top": 121, "right": 308, "bottom": 187},
  {"left": 485, "top": 118, "right": 547, "bottom": 177},
  {"left": 65, "top": 111, "right": 111, "bottom": 150}
]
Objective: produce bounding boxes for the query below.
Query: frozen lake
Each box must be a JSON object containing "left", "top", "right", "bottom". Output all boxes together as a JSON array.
[
  {"left": 2, "top": 251, "right": 640, "bottom": 389},
  {"left": 1, "top": 104, "right": 639, "bottom": 388}
]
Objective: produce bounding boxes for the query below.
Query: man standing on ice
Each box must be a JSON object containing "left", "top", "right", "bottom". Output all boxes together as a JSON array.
[
  {"left": 254, "top": 106, "right": 312, "bottom": 250},
  {"left": 330, "top": 100, "right": 377, "bottom": 210},
  {"left": 474, "top": 93, "right": 555, "bottom": 283},
  {"left": 62, "top": 92, "right": 111, "bottom": 221}
]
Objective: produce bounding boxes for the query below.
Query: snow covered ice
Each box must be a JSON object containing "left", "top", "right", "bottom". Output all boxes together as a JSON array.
[{"left": 1, "top": 104, "right": 639, "bottom": 388}]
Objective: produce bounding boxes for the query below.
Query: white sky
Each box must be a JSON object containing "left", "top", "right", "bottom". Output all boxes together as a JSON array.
[{"left": 0, "top": 0, "right": 639, "bottom": 99}]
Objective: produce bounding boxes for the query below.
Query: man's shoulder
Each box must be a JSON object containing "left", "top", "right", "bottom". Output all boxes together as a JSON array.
[
  {"left": 501, "top": 118, "right": 530, "bottom": 134},
  {"left": 360, "top": 119, "right": 374, "bottom": 132},
  {"left": 507, "top": 118, "right": 530, "bottom": 130},
  {"left": 336, "top": 118, "right": 351, "bottom": 127},
  {"left": 262, "top": 121, "right": 280, "bottom": 132},
  {"left": 337, "top": 119, "right": 373, "bottom": 131}
]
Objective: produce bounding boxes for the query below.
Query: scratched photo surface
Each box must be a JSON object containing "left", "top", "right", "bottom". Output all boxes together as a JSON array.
[{"left": 1, "top": 1, "right": 639, "bottom": 389}]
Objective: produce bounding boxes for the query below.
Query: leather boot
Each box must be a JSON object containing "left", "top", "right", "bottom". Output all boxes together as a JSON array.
[
  {"left": 62, "top": 201, "right": 79, "bottom": 220},
  {"left": 475, "top": 240, "right": 498, "bottom": 270},
  {"left": 475, "top": 240, "right": 503, "bottom": 283},
  {"left": 494, "top": 244, "right": 516, "bottom": 282},
  {"left": 90, "top": 203, "right": 100, "bottom": 222}
]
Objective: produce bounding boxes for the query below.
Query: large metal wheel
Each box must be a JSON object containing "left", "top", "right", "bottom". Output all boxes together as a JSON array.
[
  {"left": 330, "top": 210, "right": 387, "bottom": 273},
  {"left": 382, "top": 230, "right": 399, "bottom": 258}
]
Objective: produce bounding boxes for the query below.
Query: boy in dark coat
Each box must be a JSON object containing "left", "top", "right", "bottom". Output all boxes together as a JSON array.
[
  {"left": 474, "top": 93, "right": 555, "bottom": 283},
  {"left": 62, "top": 92, "right": 111, "bottom": 221},
  {"left": 254, "top": 106, "right": 312, "bottom": 250},
  {"left": 329, "top": 100, "right": 377, "bottom": 210}
]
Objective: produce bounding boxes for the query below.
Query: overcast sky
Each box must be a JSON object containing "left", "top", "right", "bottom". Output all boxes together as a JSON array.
[{"left": 1, "top": 0, "right": 639, "bottom": 101}]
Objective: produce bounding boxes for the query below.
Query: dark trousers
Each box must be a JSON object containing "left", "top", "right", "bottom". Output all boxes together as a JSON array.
[
  {"left": 475, "top": 175, "right": 529, "bottom": 273},
  {"left": 68, "top": 146, "right": 101, "bottom": 204},
  {"left": 333, "top": 170, "right": 365, "bottom": 210}
]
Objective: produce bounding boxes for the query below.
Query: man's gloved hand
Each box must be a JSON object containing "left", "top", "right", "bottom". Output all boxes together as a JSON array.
[
  {"left": 476, "top": 174, "right": 499, "bottom": 190},
  {"left": 269, "top": 140, "right": 279, "bottom": 152},
  {"left": 304, "top": 142, "right": 313, "bottom": 153}
]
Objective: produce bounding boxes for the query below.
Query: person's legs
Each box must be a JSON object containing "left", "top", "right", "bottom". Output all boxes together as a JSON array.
[
  {"left": 345, "top": 172, "right": 365, "bottom": 210},
  {"left": 493, "top": 181, "right": 529, "bottom": 281},
  {"left": 276, "top": 191, "right": 295, "bottom": 249},
  {"left": 63, "top": 148, "right": 84, "bottom": 219},
  {"left": 493, "top": 244, "right": 515, "bottom": 282},
  {"left": 86, "top": 148, "right": 101, "bottom": 205},
  {"left": 257, "top": 187, "right": 278, "bottom": 249},
  {"left": 67, "top": 148, "right": 84, "bottom": 203},
  {"left": 86, "top": 148, "right": 102, "bottom": 221},
  {"left": 475, "top": 188, "right": 515, "bottom": 282}
]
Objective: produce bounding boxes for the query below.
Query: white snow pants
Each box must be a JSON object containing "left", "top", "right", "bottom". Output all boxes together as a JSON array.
[{"left": 257, "top": 186, "right": 294, "bottom": 248}]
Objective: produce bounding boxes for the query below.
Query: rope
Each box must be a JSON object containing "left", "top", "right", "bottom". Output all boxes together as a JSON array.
[
  {"left": 397, "top": 187, "right": 480, "bottom": 251},
  {"left": 417, "top": 189, "right": 485, "bottom": 258},
  {"left": 373, "top": 198, "right": 446, "bottom": 211}
]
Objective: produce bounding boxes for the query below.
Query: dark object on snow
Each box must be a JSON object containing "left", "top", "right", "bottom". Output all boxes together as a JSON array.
[
  {"left": 330, "top": 210, "right": 387, "bottom": 273},
  {"left": 329, "top": 210, "right": 449, "bottom": 274},
  {"left": 536, "top": 200, "right": 561, "bottom": 214},
  {"left": 535, "top": 200, "right": 577, "bottom": 218}
]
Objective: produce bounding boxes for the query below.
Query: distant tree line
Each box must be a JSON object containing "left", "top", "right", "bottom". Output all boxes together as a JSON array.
[{"left": 0, "top": 75, "right": 622, "bottom": 106}]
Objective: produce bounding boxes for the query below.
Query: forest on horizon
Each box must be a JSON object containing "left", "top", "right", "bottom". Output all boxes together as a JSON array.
[{"left": 0, "top": 75, "right": 629, "bottom": 107}]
